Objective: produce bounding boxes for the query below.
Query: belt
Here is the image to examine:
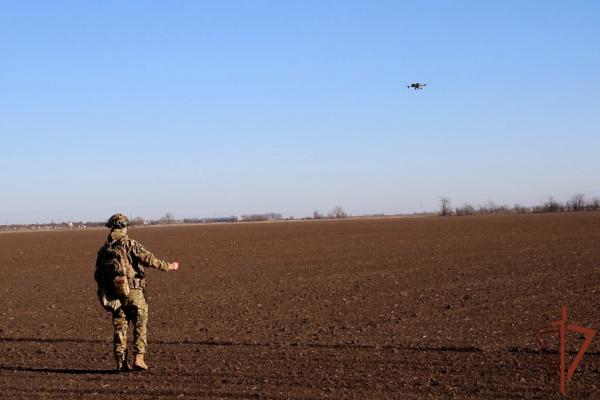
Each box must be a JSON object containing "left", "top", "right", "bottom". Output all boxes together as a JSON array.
[{"left": 128, "top": 277, "right": 146, "bottom": 289}]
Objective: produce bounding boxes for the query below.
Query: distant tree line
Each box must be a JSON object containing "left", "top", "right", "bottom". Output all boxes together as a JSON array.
[
  {"left": 312, "top": 205, "right": 349, "bottom": 220},
  {"left": 1, "top": 220, "right": 104, "bottom": 231},
  {"left": 439, "top": 193, "right": 600, "bottom": 216},
  {"left": 238, "top": 213, "right": 283, "bottom": 222},
  {"left": 183, "top": 217, "right": 238, "bottom": 224},
  {"left": 137, "top": 213, "right": 239, "bottom": 225},
  {"left": 7, "top": 194, "right": 599, "bottom": 232}
]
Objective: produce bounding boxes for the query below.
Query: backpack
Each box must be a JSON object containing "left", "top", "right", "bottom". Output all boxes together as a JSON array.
[{"left": 96, "top": 238, "right": 132, "bottom": 301}]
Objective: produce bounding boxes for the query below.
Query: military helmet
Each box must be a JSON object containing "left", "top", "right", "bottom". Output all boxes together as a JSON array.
[{"left": 106, "top": 213, "right": 129, "bottom": 229}]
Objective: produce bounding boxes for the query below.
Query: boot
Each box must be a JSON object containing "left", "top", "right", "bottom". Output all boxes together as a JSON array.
[
  {"left": 115, "top": 353, "right": 131, "bottom": 372},
  {"left": 133, "top": 353, "right": 148, "bottom": 370}
]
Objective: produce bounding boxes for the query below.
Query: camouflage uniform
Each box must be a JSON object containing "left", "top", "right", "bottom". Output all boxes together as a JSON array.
[{"left": 94, "top": 215, "right": 171, "bottom": 368}]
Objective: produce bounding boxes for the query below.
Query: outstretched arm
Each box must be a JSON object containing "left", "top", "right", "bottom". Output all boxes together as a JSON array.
[{"left": 129, "top": 240, "right": 179, "bottom": 271}]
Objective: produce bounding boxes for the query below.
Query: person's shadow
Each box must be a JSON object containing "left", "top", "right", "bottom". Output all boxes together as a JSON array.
[
  {"left": 0, "top": 365, "right": 119, "bottom": 374},
  {"left": 0, "top": 337, "right": 123, "bottom": 375}
]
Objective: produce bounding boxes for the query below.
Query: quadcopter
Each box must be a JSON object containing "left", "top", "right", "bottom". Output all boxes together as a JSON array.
[{"left": 407, "top": 82, "right": 427, "bottom": 90}]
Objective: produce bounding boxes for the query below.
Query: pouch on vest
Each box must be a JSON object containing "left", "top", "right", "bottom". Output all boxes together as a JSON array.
[{"left": 113, "top": 276, "right": 130, "bottom": 297}]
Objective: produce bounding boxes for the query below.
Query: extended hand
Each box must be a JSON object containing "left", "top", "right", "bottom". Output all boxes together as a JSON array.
[{"left": 168, "top": 262, "right": 179, "bottom": 271}]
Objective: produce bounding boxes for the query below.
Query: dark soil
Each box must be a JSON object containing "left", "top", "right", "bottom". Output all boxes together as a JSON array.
[{"left": 1, "top": 213, "right": 600, "bottom": 399}]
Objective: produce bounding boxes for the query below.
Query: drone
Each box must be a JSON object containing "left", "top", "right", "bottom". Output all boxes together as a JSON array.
[{"left": 407, "top": 82, "right": 427, "bottom": 90}]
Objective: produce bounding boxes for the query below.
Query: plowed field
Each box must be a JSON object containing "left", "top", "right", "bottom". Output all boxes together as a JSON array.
[{"left": 1, "top": 213, "right": 600, "bottom": 399}]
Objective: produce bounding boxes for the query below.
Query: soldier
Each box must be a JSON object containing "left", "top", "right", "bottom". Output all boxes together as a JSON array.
[{"left": 94, "top": 213, "right": 179, "bottom": 371}]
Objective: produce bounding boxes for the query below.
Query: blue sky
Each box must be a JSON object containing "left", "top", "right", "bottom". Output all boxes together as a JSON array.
[{"left": 1, "top": 1, "right": 599, "bottom": 223}]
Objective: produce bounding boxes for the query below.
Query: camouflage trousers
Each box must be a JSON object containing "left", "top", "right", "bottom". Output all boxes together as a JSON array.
[{"left": 112, "top": 288, "right": 148, "bottom": 359}]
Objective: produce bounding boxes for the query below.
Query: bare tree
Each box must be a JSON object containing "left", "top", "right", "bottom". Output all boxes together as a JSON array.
[
  {"left": 455, "top": 203, "right": 475, "bottom": 216},
  {"left": 542, "top": 197, "right": 561, "bottom": 213},
  {"left": 568, "top": 193, "right": 586, "bottom": 211},
  {"left": 486, "top": 200, "right": 498, "bottom": 214},
  {"left": 331, "top": 206, "right": 348, "bottom": 219},
  {"left": 588, "top": 197, "right": 600, "bottom": 211},
  {"left": 161, "top": 212, "right": 175, "bottom": 224},
  {"left": 513, "top": 204, "right": 529, "bottom": 213},
  {"left": 463, "top": 203, "right": 475, "bottom": 215},
  {"left": 313, "top": 211, "right": 323, "bottom": 219},
  {"left": 495, "top": 204, "right": 510, "bottom": 213},
  {"left": 439, "top": 197, "right": 452, "bottom": 216}
]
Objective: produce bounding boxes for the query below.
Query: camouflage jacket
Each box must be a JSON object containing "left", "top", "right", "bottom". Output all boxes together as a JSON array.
[{"left": 94, "top": 228, "right": 170, "bottom": 288}]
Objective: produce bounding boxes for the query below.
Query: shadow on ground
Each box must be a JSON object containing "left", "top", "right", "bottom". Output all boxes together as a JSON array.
[{"left": 0, "top": 365, "right": 118, "bottom": 375}]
